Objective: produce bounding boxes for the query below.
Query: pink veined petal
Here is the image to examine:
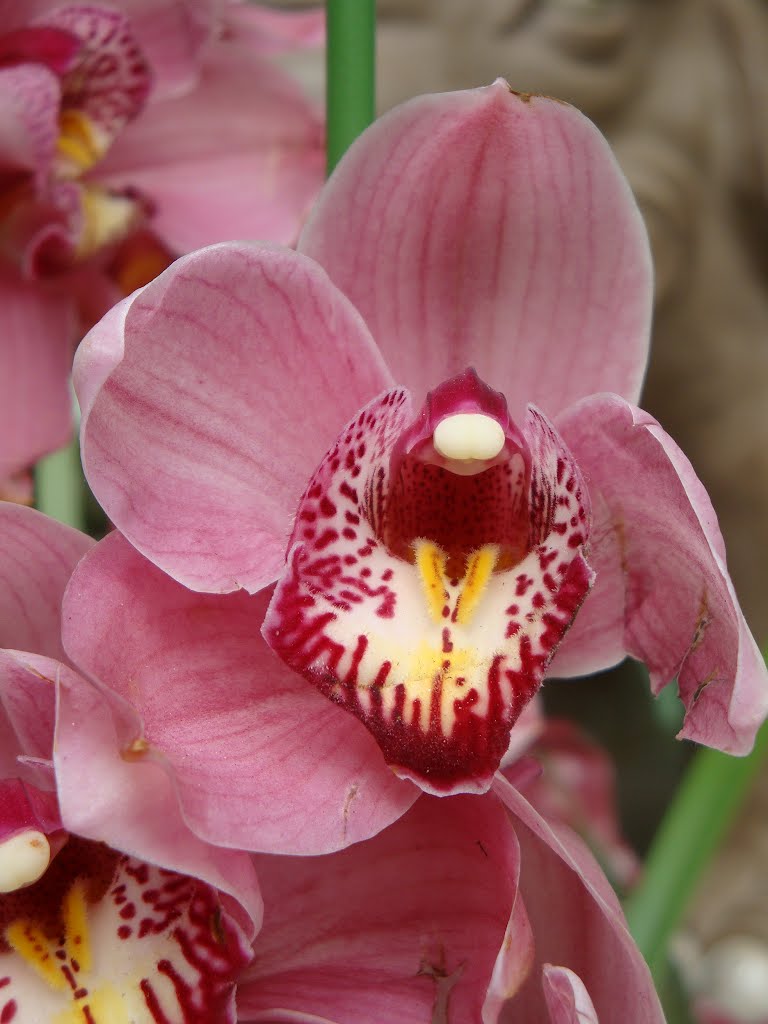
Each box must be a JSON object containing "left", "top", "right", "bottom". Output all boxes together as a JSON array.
[
  {"left": 542, "top": 966, "right": 600, "bottom": 1024},
  {"left": 556, "top": 393, "right": 768, "bottom": 754},
  {"left": 0, "top": 503, "right": 93, "bottom": 659},
  {"left": 74, "top": 242, "right": 392, "bottom": 594},
  {"left": 493, "top": 775, "right": 665, "bottom": 1023},
  {"left": 0, "top": 651, "right": 58, "bottom": 780},
  {"left": 238, "top": 793, "right": 521, "bottom": 1024},
  {"left": 299, "top": 78, "right": 652, "bottom": 417},
  {"left": 224, "top": 3, "right": 325, "bottom": 54},
  {"left": 0, "top": 63, "right": 60, "bottom": 179},
  {"left": 97, "top": 38, "right": 324, "bottom": 250},
  {"left": 0, "top": 271, "right": 76, "bottom": 480},
  {"left": 61, "top": 530, "right": 418, "bottom": 855},
  {"left": 52, "top": 658, "right": 264, "bottom": 936},
  {"left": 0, "top": 777, "right": 60, "bottom": 841}
]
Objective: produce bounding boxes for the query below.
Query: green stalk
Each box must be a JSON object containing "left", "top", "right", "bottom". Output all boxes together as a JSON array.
[
  {"left": 34, "top": 432, "right": 85, "bottom": 530},
  {"left": 625, "top": 712, "right": 768, "bottom": 981},
  {"left": 326, "top": 0, "right": 376, "bottom": 174}
]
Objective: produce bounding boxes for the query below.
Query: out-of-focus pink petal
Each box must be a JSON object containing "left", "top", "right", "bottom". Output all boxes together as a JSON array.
[
  {"left": 61, "top": 531, "right": 418, "bottom": 854},
  {"left": 52, "top": 659, "right": 263, "bottom": 936},
  {"left": 74, "top": 243, "right": 392, "bottom": 594},
  {"left": 224, "top": 4, "right": 325, "bottom": 53},
  {"left": 522, "top": 719, "right": 640, "bottom": 889},
  {"left": 300, "top": 79, "right": 652, "bottom": 417},
  {"left": 106, "top": 0, "right": 217, "bottom": 99},
  {"left": 0, "top": 272, "right": 75, "bottom": 480},
  {"left": 0, "top": 504, "right": 92, "bottom": 659},
  {"left": 0, "top": 63, "right": 59, "bottom": 177},
  {"left": 543, "top": 966, "right": 600, "bottom": 1024},
  {"left": 98, "top": 41, "right": 324, "bottom": 250},
  {"left": 0, "top": 651, "right": 57, "bottom": 777},
  {"left": 239, "top": 794, "right": 521, "bottom": 1023},
  {"left": 557, "top": 393, "right": 768, "bottom": 754},
  {"left": 494, "top": 775, "right": 664, "bottom": 1023}
]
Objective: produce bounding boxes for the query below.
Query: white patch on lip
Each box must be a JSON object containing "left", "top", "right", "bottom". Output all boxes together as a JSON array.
[
  {"left": 433, "top": 413, "right": 505, "bottom": 462},
  {"left": 0, "top": 829, "right": 50, "bottom": 893}
]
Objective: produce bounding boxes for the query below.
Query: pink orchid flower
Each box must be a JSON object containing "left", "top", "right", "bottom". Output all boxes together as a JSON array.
[
  {"left": 73, "top": 80, "right": 768, "bottom": 800},
  {"left": 0, "top": 0, "right": 324, "bottom": 486},
  {"left": 0, "top": 502, "right": 262, "bottom": 1021},
  {"left": 1, "top": 502, "right": 662, "bottom": 1020}
]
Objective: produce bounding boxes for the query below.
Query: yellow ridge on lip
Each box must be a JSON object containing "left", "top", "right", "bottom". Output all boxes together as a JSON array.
[
  {"left": 414, "top": 539, "right": 449, "bottom": 623},
  {"left": 5, "top": 919, "right": 67, "bottom": 990},
  {"left": 63, "top": 879, "right": 92, "bottom": 973},
  {"left": 414, "top": 540, "right": 499, "bottom": 627},
  {"left": 454, "top": 545, "right": 499, "bottom": 625},
  {"left": 56, "top": 109, "right": 105, "bottom": 175}
]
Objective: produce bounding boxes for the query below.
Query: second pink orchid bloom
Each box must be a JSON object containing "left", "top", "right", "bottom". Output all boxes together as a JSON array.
[{"left": 0, "top": 0, "right": 324, "bottom": 487}]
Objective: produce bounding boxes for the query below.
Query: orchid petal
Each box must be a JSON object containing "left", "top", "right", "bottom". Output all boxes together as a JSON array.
[
  {"left": 494, "top": 775, "right": 664, "bottom": 1022},
  {"left": 239, "top": 794, "right": 521, "bottom": 1024},
  {"left": 98, "top": 39, "right": 324, "bottom": 250},
  {"left": 0, "top": 503, "right": 92, "bottom": 660},
  {"left": 224, "top": 4, "right": 325, "bottom": 54},
  {"left": 0, "top": 272, "right": 74, "bottom": 481},
  {"left": 522, "top": 719, "right": 640, "bottom": 890},
  {"left": 0, "top": 63, "right": 59, "bottom": 179},
  {"left": 74, "top": 242, "right": 392, "bottom": 593},
  {"left": 53, "top": 659, "right": 263, "bottom": 935},
  {"left": 0, "top": 652, "right": 58, "bottom": 781},
  {"left": 542, "top": 966, "right": 600, "bottom": 1024},
  {"left": 103, "top": 0, "right": 217, "bottom": 99},
  {"left": 61, "top": 531, "right": 418, "bottom": 854},
  {"left": 300, "top": 79, "right": 652, "bottom": 417},
  {"left": 556, "top": 393, "right": 768, "bottom": 754}
]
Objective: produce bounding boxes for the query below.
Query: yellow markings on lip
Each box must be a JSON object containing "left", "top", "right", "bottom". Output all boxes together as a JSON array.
[
  {"left": 56, "top": 109, "right": 106, "bottom": 176},
  {"left": 5, "top": 919, "right": 67, "bottom": 990},
  {"left": 414, "top": 540, "right": 499, "bottom": 627},
  {"left": 6, "top": 878, "right": 92, "bottom": 991},
  {"left": 454, "top": 545, "right": 499, "bottom": 625},
  {"left": 63, "top": 879, "right": 92, "bottom": 973},
  {"left": 54, "top": 986, "right": 132, "bottom": 1024},
  {"left": 414, "top": 540, "right": 449, "bottom": 623}
]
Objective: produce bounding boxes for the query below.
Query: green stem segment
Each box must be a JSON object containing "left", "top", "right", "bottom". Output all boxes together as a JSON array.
[
  {"left": 625, "top": 715, "right": 768, "bottom": 980},
  {"left": 326, "top": 0, "right": 376, "bottom": 174},
  {"left": 34, "top": 433, "right": 85, "bottom": 530}
]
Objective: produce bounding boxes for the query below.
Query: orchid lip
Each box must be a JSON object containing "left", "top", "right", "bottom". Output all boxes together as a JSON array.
[{"left": 263, "top": 369, "right": 594, "bottom": 795}]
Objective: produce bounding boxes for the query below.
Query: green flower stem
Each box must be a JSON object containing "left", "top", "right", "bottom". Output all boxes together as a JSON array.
[
  {"left": 34, "top": 433, "right": 85, "bottom": 530},
  {"left": 625, "top": 707, "right": 768, "bottom": 981},
  {"left": 326, "top": 0, "right": 376, "bottom": 174}
]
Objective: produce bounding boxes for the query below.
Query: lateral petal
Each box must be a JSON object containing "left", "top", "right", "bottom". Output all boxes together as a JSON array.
[{"left": 556, "top": 393, "right": 768, "bottom": 754}]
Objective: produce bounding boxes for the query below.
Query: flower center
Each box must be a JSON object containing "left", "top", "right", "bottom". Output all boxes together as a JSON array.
[
  {"left": 0, "top": 836, "right": 251, "bottom": 1022},
  {"left": 264, "top": 368, "right": 593, "bottom": 795}
]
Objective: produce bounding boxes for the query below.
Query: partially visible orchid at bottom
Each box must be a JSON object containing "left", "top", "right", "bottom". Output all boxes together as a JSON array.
[
  {"left": 0, "top": 0, "right": 325, "bottom": 490},
  {"left": 1, "top": 502, "right": 660, "bottom": 1020}
]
